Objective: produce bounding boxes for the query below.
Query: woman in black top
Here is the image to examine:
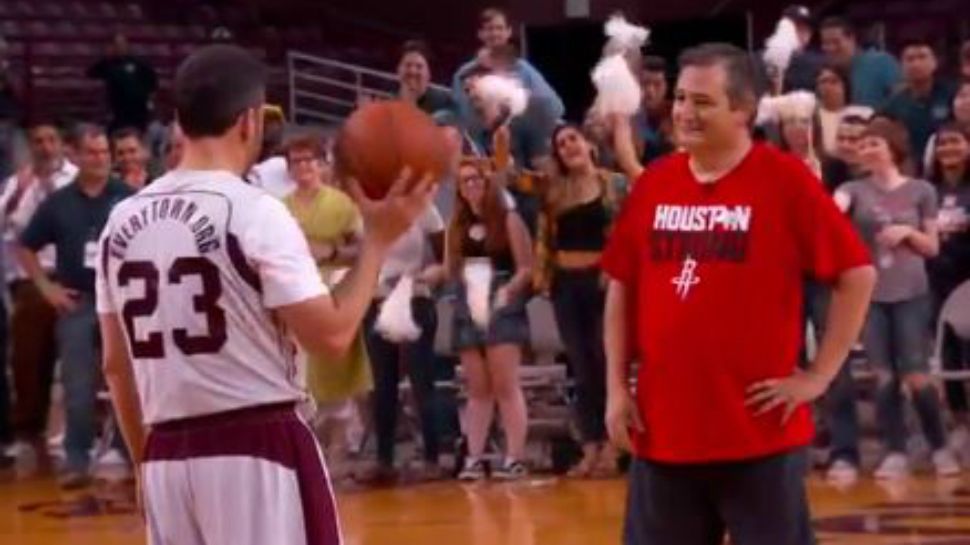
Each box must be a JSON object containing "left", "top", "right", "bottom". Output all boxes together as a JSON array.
[
  {"left": 927, "top": 122, "right": 970, "bottom": 423},
  {"left": 446, "top": 158, "right": 534, "bottom": 481},
  {"left": 537, "top": 124, "right": 624, "bottom": 478}
]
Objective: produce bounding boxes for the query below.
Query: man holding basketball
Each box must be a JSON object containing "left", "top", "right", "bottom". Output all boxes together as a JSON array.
[
  {"left": 96, "top": 45, "right": 434, "bottom": 545},
  {"left": 603, "top": 43, "right": 876, "bottom": 544}
]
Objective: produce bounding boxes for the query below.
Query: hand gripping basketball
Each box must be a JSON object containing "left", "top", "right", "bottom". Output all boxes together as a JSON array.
[{"left": 345, "top": 167, "right": 437, "bottom": 250}]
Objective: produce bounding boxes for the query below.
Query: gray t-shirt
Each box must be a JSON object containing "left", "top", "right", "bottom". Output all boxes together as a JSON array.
[{"left": 840, "top": 178, "right": 938, "bottom": 302}]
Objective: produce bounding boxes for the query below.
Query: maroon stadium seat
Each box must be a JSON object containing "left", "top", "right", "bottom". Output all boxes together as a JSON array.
[
  {"left": 26, "top": 21, "right": 52, "bottom": 39},
  {"left": 12, "top": 1, "right": 36, "bottom": 19}
]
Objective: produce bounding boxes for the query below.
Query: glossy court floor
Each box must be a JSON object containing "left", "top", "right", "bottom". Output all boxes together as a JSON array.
[{"left": 5, "top": 471, "right": 970, "bottom": 544}]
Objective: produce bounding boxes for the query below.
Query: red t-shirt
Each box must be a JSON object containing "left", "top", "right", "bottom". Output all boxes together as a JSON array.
[{"left": 601, "top": 143, "right": 870, "bottom": 463}]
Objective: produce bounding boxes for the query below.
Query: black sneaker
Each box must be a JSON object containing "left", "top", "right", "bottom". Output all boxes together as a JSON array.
[
  {"left": 458, "top": 459, "right": 487, "bottom": 482},
  {"left": 492, "top": 459, "right": 528, "bottom": 481}
]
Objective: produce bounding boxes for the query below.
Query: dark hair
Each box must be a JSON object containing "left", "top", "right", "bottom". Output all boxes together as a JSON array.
[
  {"left": 816, "top": 62, "right": 852, "bottom": 103},
  {"left": 479, "top": 7, "right": 511, "bottom": 27},
  {"left": 678, "top": 43, "right": 757, "bottom": 110},
  {"left": 864, "top": 117, "right": 911, "bottom": 169},
  {"left": 642, "top": 55, "right": 667, "bottom": 75},
  {"left": 930, "top": 121, "right": 970, "bottom": 186},
  {"left": 174, "top": 45, "right": 267, "bottom": 138},
  {"left": 400, "top": 39, "right": 432, "bottom": 64},
  {"left": 74, "top": 123, "right": 108, "bottom": 146},
  {"left": 962, "top": 40, "right": 970, "bottom": 61},
  {"left": 24, "top": 117, "right": 61, "bottom": 132},
  {"left": 283, "top": 133, "right": 327, "bottom": 162},
  {"left": 549, "top": 123, "right": 593, "bottom": 176},
  {"left": 447, "top": 158, "right": 510, "bottom": 277},
  {"left": 898, "top": 37, "right": 937, "bottom": 57},
  {"left": 111, "top": 127, "right": 143, "bottom": 144},
  {"left": 460, "top": 63, "right": 494, "bottom": 84},
  {"left": 820, "top": 16, "right": 855, "bottom": 37}
]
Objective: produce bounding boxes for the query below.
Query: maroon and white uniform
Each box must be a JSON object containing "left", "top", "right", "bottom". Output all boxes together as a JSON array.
[{"left": 96, "top": 170, "right": 342, "bottom": 545}]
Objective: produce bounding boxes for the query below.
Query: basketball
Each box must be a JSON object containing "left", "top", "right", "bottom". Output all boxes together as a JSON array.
[{"left": 334, "top": 100, "right": 450, "bottom": 199}]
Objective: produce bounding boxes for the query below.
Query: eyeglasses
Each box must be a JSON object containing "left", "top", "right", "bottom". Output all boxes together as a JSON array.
[
  {"left": 459, "top": 174, "right": 485, "bottom": 186},
  {"left": 288, "top": 155, "right": 322, "bottom": 166}
]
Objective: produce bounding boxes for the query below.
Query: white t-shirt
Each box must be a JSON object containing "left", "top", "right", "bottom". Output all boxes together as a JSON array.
[
  {"left": 96, "top": 169, "right": 328, "bottom": 424},
  {"left": 818, "top": 107, "right": 844, "bottom": 158},
  {"left": 0, "top": 160, "right": 78, "bottom": 281},
  {"left": 248, "top": 156, "right": 294, "bottom": 199}
]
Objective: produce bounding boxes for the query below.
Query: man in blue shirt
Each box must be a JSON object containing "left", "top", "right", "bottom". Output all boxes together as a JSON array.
[
  {"left": 881, "top": 40, "right": 956, "bottom": 166},
  {"left": 451, "top": 7, "right": 564, "bottom": 169},
  {"left": 16, "top": 124, "right": 132, "bottom": 488},
  {"left": 820, "top": 17, "right": 902, "bottom": 109}
]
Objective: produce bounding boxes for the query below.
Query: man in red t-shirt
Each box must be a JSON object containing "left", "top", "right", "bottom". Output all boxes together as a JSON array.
[{"left": 602, "top": 43, "right": 876, "bottom": 545}]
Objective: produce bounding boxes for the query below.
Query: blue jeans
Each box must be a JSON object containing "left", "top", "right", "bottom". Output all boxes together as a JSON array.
[
  {"left": 57, "top": 295, "right": 100, "bottom": 473},
  {"left": 865, "top": 296, "right": 945, "bottom": 452},
  {"left": 825, "top": 365, "right": 860, "bottom": 465}
]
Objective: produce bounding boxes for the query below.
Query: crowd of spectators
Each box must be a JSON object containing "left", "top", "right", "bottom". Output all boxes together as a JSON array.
[{"left": 0, "top": 4, "right": 969, "bottom": 488}]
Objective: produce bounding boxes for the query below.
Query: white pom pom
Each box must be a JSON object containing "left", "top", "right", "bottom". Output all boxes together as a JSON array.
[
  {"left": 462, "top": 260, "right": 493, "bottom": 330},
  {"left": 591, "top": 54, "right": 642, "bottom": 116},
  {"left": 605, "top": 14, "right": 649, "bottom": 52},
  {"left": 476, "top": 74, "right": 529, "bottom": 118},
  {"left": 763, "top": 18, "right": 800, "bottom": 75},
  {"left": 375, "top": 276, "right": 422, "bottom": 343},
  {"left": 755, "top": 95, "right": 784, "bottom": 126},
  {"left": 777, "top": 90, "right": 817, "bottom": 120},
  {"left": 756, "top": 91, "right": 818, "bottom": 126}
]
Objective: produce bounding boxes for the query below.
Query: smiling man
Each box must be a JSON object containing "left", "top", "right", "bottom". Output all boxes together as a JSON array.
[
  {"left": 602, "top": 43, "right": 876, "bottom": 545},
  {"left": 397, "top": 40, "right": 455, "bottom": 117}
]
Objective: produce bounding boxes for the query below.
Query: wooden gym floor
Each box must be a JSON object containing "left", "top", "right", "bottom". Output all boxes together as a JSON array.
[{"left": 5, "top": 472, "right": 970, "bottom": 544}]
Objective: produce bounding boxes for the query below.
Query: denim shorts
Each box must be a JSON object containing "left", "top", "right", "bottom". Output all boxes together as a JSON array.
[
  {"left": 864, "top": 295, "right": 931, "bottom": 375},
  {"left": 451, "top": 274, "right": 529, "bottom": 351}
]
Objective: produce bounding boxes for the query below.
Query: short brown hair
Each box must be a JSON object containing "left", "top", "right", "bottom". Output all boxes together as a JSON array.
[
  {"left": 400, "top": 39, "right": 432, "bottom": 64},
  {"left": 112, "top": 127, "right": 143, "bottom": 144},
  {"left": 480, "top": 7, "right": 510, "bottom": 27},
  {"left": 283, "top": 133, "right": 327, "bottom": 162},
  {"left": 642, "top": 55, "right": 667, "bottom": 75},
  {"left": 864, "top": 117, "right": 911, "bottom": 169},
  {"left": 678, "top": 43, "right": 757, "bottom": 110},
  {"left": 820, "top": 16, "right": 855, "bottom": 38}
]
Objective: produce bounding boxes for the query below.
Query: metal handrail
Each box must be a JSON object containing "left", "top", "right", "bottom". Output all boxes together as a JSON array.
[{"left": 287, "top": 49, "right": 449, "bottom": 125}]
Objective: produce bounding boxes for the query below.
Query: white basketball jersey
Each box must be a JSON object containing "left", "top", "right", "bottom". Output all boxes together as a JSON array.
[{"left": 95, "top": 170, "right": 328, "bottom": 424}]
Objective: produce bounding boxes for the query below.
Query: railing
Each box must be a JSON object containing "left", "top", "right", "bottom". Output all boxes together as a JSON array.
[{"left": 287, "top": 50, "right": 449, "bottom": 126}]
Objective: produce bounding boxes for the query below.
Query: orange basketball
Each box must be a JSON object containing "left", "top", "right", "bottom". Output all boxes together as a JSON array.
[{"left": 334, "top": 100, "right": 450, "bottom": 199}]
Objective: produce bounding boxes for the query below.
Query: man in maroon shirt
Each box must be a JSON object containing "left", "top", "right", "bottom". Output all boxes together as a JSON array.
[{"left": 603, "top": 43, "right": 876, "bottom": 545}]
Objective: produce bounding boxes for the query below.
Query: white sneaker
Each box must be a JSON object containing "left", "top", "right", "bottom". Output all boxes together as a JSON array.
[
  {"left": 4, "top": 441, "right": 30, "bottom": 459},
  {"left": 949, "top": 426, "right": 970, "bottom": 452},
  {"left": 874, "top": 453, "right": 910, "bottom": 480},
  {"left": 932, "top": 449, "right": 961, "bottom": 477},
  {"left": 96, "top": 449, "right": 128, "bottom": 468},
  {"left": 826, "top": 459, "right": 859, "bottom": 484}
]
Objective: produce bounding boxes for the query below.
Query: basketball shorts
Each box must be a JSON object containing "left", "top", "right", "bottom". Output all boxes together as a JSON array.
[
  {"left": 624, "top": 448, "right": 815, "bottom": 545},
  {"left": 142, "top": 402, "right": 342, "bottom": 545}
]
